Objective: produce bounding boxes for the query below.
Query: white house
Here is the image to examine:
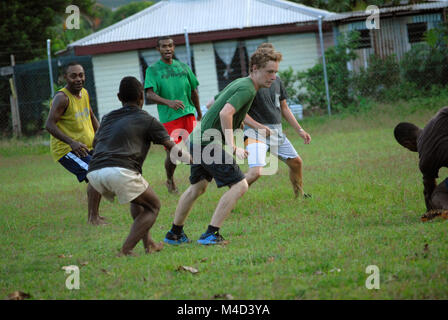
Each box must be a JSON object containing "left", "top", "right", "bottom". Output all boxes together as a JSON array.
[{"left": 67, "top": 0, "right": 334, "bottom": 119}]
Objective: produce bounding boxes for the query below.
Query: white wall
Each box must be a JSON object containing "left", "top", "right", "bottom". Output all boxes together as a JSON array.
[
  {"left": 92, "top": 50, "right": 158, "bottom": 119},
  {"left": 192, "top": 42, "right": 219, "bottom": 106},
  {"left": 268, "top": 33, "right": 319, "bottom": 72}
]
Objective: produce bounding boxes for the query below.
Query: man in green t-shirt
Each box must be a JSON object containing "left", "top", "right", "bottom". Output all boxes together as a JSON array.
[
  {"left": 164, "top": 48, "right": 283, "bottom": 245},
  {"left": 144, "top": 36, "right": 202, "bottom": 193}
]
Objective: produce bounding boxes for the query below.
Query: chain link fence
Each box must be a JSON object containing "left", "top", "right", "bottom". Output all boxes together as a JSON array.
[{"left": 0, "top": 55, "right": 97, "bottom": 137}]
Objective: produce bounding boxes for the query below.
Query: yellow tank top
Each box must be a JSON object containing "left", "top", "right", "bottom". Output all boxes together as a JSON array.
[{"left": 50, "top": 87, "right": 95, "bottom": 161}]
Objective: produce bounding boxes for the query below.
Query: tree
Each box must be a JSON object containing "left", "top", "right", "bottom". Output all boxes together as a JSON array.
[
  {"left": 0, "top": 0, "right": 94, "bottom": 66},
  {"left": 107, "top": 1, "right": 153, "bottom": 27},
  {"left": 288, "top": 0, "right": 425, "bottom": 13}
]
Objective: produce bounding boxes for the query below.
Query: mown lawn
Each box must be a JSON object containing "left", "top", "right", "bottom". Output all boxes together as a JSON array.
[{"left": 1, "top": 97, "right": 448, "bottom": 300}]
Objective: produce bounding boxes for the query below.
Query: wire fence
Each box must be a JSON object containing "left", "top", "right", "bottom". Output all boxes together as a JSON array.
[{"left": 0, "top": 55, "right": 96, "bottom": 137}]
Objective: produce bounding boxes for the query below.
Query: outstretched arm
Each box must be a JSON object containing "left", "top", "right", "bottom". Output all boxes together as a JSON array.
[
  {"left": 161, "top": 139, "right": 192, "bottom": 164},
  {"left": 280, "top": 99, "right": 311, "bottom": 144},
  {"left": 243, "top": 114, "right": 271, "bottom": 136}
]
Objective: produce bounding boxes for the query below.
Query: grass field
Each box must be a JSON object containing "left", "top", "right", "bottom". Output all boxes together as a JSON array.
[{"left": 1, "top": 97, "right": 448, "bottom": 300}]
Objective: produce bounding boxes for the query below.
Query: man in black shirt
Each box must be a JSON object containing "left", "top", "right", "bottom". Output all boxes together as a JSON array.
[
  {"left": 87, "top": 76, "right": 189, "bottom": 256},
  {"left": 394, "top": 107, "right": 448, "bottom": 213}
]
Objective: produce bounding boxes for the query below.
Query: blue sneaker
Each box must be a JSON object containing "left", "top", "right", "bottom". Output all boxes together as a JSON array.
[
  {"left": 164, "top": 230, "right": 192, "bottom": 245},
  {"left": 197, "top": 231, "right": 225, "bottom": 245}
]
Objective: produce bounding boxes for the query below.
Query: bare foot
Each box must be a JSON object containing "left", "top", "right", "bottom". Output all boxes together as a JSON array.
[
  {"left": 166, "top": 180, "right": 179, "bottom": 194},
  {"left": 117, "top": 250, "right": 138, "bottom": 257},
  {"left": 88, "top": 217, "right": 109, "bottom": 226},
  {"left": 145, "top": 241, "right": 164, "bottom": 254},
  {"left": 421, "top": 209, "right": 448, "bottom": 222}
]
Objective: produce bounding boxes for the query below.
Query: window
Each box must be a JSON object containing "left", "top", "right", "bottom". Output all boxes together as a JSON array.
[
  {"left": 407, "top": 22, "right": 427, "bottom": 43},
  {"left": 355, "top": 29, "right": 371, "bottom": 49},
  {"left": 213, "top": 38, "right": 267, "bottom": 91}
]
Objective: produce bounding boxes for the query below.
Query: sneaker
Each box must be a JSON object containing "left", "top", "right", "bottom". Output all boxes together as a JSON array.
[
  {"left": 163, "top": 230, "right": 192, "bottom": 245},
  {"left": 197, "top": 231, "right": 225, "bottom": 245},
  {"left": 304, "top": 193, "right": 312, "bottom": 199}
]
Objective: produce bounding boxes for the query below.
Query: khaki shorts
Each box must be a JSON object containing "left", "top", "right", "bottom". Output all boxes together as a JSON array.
[{"left": 86, "top": 167, "right": 149, "bottom": 204}]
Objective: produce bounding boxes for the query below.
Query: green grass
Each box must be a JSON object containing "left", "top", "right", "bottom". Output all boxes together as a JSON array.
[{"left": 1, "top": 98, "right": 448, "bottom": 300}]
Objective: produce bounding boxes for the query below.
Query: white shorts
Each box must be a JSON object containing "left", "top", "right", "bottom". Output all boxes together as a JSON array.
[
  {"left": 86, "top": 167, "right": 149, "bottom": 204},
  {"left": 246, "top": 136, "right": 299, "bottom": 168}
]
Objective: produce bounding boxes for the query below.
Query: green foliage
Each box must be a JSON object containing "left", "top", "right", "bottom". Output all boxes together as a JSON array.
[
  {"left": 108, "top": 1, "right": 153, "bottom": 26},
  {"left": 289, "top": 1, "right": 425, "bottom": 13},
  {"left": 281, "top": 22, "right": 448, "bottom": 115},
  {"left": 278, "top": 67, "right": 301, "bottom": 104},
  {"left": 395, "top": 23, "right": 448, "bottom": 94},
  {"left": 352, "top": 54, "right": 400, "bottom": 101},
  {"left": 279, "top": 32, "right": 359, "bottom": 112},
  {"left": 0, "top": 0, "right": 95, "bottom": 65}
]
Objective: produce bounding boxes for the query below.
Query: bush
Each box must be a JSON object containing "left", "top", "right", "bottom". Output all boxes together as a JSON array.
[
  {"left": 400, "top": 43, "right": 448, "bottom": 90},
  {"left": 352, "top": 54, "right": 400, "bottom": 101},
  {"left": 295, "top": 32, "right": 359, "bottom": 111},
  {"left": 279, "top": 23, "right": 448, "bottom": 115}
]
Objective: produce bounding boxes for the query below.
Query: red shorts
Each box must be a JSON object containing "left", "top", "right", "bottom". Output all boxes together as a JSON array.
[{"left": 163, "top": 114, "right": 197, "bottom": 145}]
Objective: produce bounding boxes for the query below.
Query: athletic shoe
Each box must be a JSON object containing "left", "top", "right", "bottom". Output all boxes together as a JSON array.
[
  {"left": 163, "top": 230, "right": 192, "bottom": 245},
  {"left": 197, "top": 231, "right": 225, "bottom": 245},
  {"left": 304, "top": 193, "right": 312, "bottom": 199}
]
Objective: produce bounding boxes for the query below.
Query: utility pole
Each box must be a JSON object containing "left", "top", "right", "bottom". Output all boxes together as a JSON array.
[{"left": 10, "top": 54, "right": 22, "bottom": 137}]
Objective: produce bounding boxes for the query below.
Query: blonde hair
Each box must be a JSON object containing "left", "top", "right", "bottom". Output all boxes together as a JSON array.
[
  {"left": 257, "top": 43, "right": 275, "bottom": 50},
  {"left": 249, "top": 48, "right": 282, "bottom": 73}
]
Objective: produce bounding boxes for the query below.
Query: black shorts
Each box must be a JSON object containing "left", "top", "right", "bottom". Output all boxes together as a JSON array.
[
  {"left": 189, "top": 143, "right": 245, "bottom": 188},
  {"left": 58, "top": 151, "right": 93, "bottom": 183}
]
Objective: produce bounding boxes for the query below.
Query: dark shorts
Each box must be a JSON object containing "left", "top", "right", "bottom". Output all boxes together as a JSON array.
[
  {"left": 58, "top": 151, "right": 92, "bottom": 183},
  {"left": 189, "top": 143, "right": 245, "bottom": 188},
  {"left": 445, "top": 177, "right": 448, "bottom": 189}
]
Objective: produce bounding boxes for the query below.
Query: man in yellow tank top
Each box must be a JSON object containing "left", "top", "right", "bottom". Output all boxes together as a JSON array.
[{"left": 45, "top": 62, "right": 105, "bottom": 225}]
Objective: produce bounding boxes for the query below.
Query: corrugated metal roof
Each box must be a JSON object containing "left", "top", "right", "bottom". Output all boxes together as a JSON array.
[
  {"left": 325, "top": 1, "right": 448, "bottom": 22},
  {"left": 69, "top": 0, "right": 331, "bottom": 47}
]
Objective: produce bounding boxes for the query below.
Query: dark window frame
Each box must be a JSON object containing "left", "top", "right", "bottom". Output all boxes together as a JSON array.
[
  {"left": 355, "top": 29, "right": 372, "bottom": 49},
  {"left": 407, "top": 22, "right": 427, "bottom": 43}
]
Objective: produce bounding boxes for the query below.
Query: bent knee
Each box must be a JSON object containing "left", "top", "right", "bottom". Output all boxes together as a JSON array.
[
  {"left": 237, "top": 178, "right": 249, "bottom": 194},
  {"left": 248, "top": 167, "right": 262, "bottom": 180},
  {"left": 190, "top": 181, "right": 208, "bottom": 197},
  {"left": 288, "top": 156, "right": 302, "bottom": 168}
]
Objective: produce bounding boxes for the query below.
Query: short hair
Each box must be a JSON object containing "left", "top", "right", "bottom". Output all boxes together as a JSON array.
[
  {"left": 64, "top": 61, "right": 83, "bottom": 75},
  {"left": 118, "top": 76, "right": 143, "bottom": 102},
  {"left": 156, "top": 36, "right": 174, "bottom": 47},
  {"left": 249, "top": 48, "right": 282, "bottom": 73},
  {"left": 257, "top": 43, "right": 275, "bottom": 50},
  {"left": 394, "top": 122, "right": 420, "bottom": 145}
]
